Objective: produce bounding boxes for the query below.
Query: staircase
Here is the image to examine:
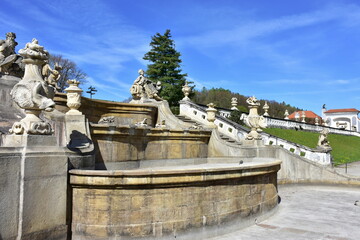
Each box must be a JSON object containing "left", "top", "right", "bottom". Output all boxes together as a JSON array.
[
  {"left": 176, "top": 115, "right": 203, "bottom": 129},
  {"left": 219, "top": 134, "right": 242, "bottom": 145}
]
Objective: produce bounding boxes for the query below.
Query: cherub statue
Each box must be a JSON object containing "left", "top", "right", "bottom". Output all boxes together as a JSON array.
[
  {"left": 317, "top": 128, "right": 331, "bottom": 148},
  {"left": 42, "top": 62, "right": 62, "bottom": 90}
]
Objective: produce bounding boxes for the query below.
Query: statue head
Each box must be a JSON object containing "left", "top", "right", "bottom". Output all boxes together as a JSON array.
[
  {"left": 6, "top": 32, "right": 16, "bottom": 40},
  {"left": 138, "top": 69, "right": 144, "bottom": 75}
]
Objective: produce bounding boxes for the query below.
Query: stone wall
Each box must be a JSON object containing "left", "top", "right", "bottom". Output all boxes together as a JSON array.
[
  {"left": 256, "top": 146, "right": 360, "bottom": 185},
  {"left": 54, "top": 93, "right": 158, "bottom": 126},
  {"left": 90, "top": 124, "right": 211, "bottom": 169},
  {"left": 0, "top": 136, "right": 69, "bottom": 240},
  {"left": 70, "top": 161, "right": 280, "bottom": 239}
]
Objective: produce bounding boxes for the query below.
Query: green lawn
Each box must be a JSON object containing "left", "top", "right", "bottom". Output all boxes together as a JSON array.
[{"left": 263, "top": 128, "right": 360, "bottom": 165}]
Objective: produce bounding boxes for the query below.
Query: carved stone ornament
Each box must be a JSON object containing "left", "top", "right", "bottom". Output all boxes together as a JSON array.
[
  {"left": 64, "top": 79, "right": 83, "bottom": 115},
  {"left": 206, "top": 103, "right": 217, "bottom": 128},
  {"left": 301, "top": 111, "right": 306, "bottom": 123},
  {"left": 315, "top": 117, "right": 319, "bottom": 125},
  {"left": 242, "top": 96, "right": 267, "bottom": 140},
  {"left": 317, "top": 128, "right": 331, "bottom": 151},
  {"left": 284, "top": 109, "right": 289, "bottom": 120},
  {"left": 9, "top": 38, "right": 55, "bottom": 135},
  {"left": 182, "top": 81, "right": 191, "bottom": 101},
  {"left": 98, "top": 116, "right": 115, "bottom": 124},
  {"left": 263, "top": 101, "right": 269, "bottom": 116},
  {"left": 135, "top": 118, "right": 148, "bottom": 127},
  {"left": 231, "top": 97, "right": 238, "bottom": 110},
  {"left": 130, "top": 69, "right": 162, "bottom": 102}
]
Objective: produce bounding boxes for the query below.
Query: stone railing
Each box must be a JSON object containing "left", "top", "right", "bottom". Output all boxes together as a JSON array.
[
  {"left": 209, "top": 106, "right": 360, "bottom": 137},
  {"left": 179, "top": 100, "right": 249, "bottom": 141},
  {"left": 179, "top": 100, "right": 333, "bottom": 165},
  {"left": 261, "top": 132, "right": 332, "bottom": 165},
  {"left": 264, "top": 116, "right": 360, "bottom": 137}
]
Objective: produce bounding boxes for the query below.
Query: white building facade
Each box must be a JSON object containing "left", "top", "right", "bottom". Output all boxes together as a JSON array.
[{"left": 322, "top": 108, "right": 360, "bottom": 132}]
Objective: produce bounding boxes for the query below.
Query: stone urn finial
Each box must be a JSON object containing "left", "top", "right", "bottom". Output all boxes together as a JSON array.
[
  {"left": 9, "top": 38, "right": 55, "bottom": 135},
  {"left": 206, "top": 103, "right": 217, "bottom": 128},
  {"left": 231, "top": 97, "right": 238, "bottom": 110},
  {"left": 263, "top": 101, "right": 269, "bottom": 116},
  {"left": 242, "top": 96, "right": 267, "bottom": 140},
  {"left": 182, "top": 81, "right": 191, "bottom": 101},
  {"left": 301, "top": 111, "right": 306, "bottom": 123},
  {"left": 64, "top": 79, "right": 83, "bottom": 115},
  {"left": 315, "top": 117, "right": 319, "bottom": 125},
  {"left": 284, "top": 109, "right": 289, "bottom": 120}
]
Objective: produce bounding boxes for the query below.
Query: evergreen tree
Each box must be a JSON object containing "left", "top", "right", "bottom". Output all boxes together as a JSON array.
[{"left": 143, "top": 29, "right": 187, "bottom": 109}]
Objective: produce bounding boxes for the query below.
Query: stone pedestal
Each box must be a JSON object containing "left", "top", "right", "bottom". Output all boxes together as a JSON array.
[
  {"left": 243, "top": 139, "right": 265, "bottom": 147},
  {"left": 1, "top": 135, "right": 68, "bottom": 240}
]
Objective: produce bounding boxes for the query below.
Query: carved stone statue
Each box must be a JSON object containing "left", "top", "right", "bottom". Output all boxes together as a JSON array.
[
  {"left": 9, "top": 38, "right": 55, "bottom": 135},
  {"left": 0, "top": 32, "right": 24, "bottom": 78},
  {"left": 130, "top": 69, "right": 162, "bottom": 102},
  {"left": 317, "top": 128, "right": 331, "bottom": 150},
  {"left": 241, "top": 96, "right": 267, "bottom": 140},
  {"left": 42, "top": 62, "right": 62, "bottom": 90}
]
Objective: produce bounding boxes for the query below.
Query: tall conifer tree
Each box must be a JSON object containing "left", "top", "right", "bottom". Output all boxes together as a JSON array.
[{"left": 143, "top": 29, "right": 187, "bottom": 108}]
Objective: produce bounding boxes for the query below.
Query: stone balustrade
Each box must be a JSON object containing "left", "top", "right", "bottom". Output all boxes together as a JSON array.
[{"left": 179, "top": 101, "right": 334, "bottom": 165}]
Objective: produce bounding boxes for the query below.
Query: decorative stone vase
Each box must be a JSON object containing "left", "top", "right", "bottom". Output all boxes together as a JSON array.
[
  {"left": 263, "top": 101, "right": 269, "bottom": 116},
  {"left": 243, "top": 96, "right": 267, "bottom": 140},
  {"left": 301, "top": 111, "right": 306, "bottom": 123},
  {"left": 284, "top": 109, "right": 289, "bottom": 120},
  {"left": 206, "top": 103, "right": 217, "bottom": 128},
  {"left": 182, "top": 81, "right": 191, "bottom": 101},
  {"left": 9, "top": 38, "right": 54, "bottom": 135},
  {"left": 231, "top": 97, "right": 238, "bottom": 110},
  {"left": 315, "top": 117, "right": 319, "bottom": 125},
  {"left": 65, "top": 79, "right": 83, "bottom": 115}
]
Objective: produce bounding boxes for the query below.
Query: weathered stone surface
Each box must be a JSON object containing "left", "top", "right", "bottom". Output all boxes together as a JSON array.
[
  {"left": 0, "top": 151, "right": 21, "bottom": 240},
  {"left": 0, "top": 136, "right": 68, "bottom": 240},
  {"left": 70, "top": 161, "right": 280, "bottom": 239},
  {"left": 90, "top": 125, "right": 211, "bottom": 167},
  {"left": 54, "top": 92, "right": 158, "bottom": 126}
]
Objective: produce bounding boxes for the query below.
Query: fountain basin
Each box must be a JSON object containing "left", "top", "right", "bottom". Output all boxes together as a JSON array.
[{"left": 70, "top": 159, "right": 281, "bottom": 239}]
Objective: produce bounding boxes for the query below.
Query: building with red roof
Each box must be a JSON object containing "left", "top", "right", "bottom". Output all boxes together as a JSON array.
[
  {"left": 288, "top": 111, "right": 322, "bottom": 125},
  {"left": 322, "top": 107, "right": 360, "bottom": 132}
]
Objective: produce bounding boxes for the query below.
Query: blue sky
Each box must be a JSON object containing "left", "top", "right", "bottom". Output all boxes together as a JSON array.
[{"left": 1, "top": 0, "right": 359, "bottom": 115}]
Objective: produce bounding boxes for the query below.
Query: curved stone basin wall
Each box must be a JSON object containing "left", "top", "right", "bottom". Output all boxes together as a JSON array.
[
  {"left": 91, "top": 125, "right": 212, "bottom": 169},
  {"left": 70, "top": 161, "right": 280, "bottom": 239},
  {"left": 54, "top": 93, "right": 158, "bottom": 126}
]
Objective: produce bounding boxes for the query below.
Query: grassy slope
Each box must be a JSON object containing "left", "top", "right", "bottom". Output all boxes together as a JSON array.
[{"left": 263, "top": 128, "right": 360, "bottom": 165}]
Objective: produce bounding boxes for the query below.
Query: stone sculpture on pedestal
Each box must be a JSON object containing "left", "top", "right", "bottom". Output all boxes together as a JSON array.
[
  {"left": 317, "top": 128, "right": 331, "bottom": 151},
  {"left": 241, "top": 96, "right": 267, "bottom": 140},
  {"left": 130, "top": 69, "right": 162, "bottom": 102},
  {"left": 181, "top": 81, "right": 191, "bottom": 101},
  {"left": 42, "top": 62, "right": 62, "bottom": 91},
  {"left": 9, "top": 39, "right": 55, "bottom": 135},
  {"left": 231, "top": 97, "right": 238, "bottom": 110},
  {"left": 0, "top": 32, "right": 24, "bottom": 78}
]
